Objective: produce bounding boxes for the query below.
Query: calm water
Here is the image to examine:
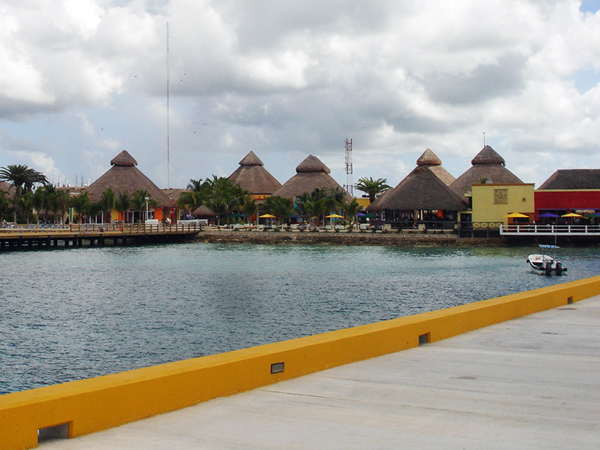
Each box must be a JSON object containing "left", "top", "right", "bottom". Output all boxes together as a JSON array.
[{"left": 1, "top": 242, "right": 599, "bottom": 394}]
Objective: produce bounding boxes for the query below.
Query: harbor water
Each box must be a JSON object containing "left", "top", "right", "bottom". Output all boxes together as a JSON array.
[{"left": 1, "top": 242, "right": 599, "bottom": 395}]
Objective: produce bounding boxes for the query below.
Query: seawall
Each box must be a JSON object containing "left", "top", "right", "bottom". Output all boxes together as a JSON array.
[
  {"left": 2, "top": 275, "right": 599, "bottom": 450},
  {"left": 194, "top": 229, "right": 501, "bottom": 246}
]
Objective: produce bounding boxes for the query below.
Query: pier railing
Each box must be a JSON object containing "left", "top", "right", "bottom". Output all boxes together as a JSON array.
[
  {"left": 500, "top": 224, "right": 600, "bottom": 235},
  {"left": 0, "top": 222, "right": 202, "bottom": 236}
]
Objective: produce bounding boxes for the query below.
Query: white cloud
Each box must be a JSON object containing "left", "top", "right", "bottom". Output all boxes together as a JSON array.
[{"left": 0, "top": 0, "right": 599, "bottom": 189}]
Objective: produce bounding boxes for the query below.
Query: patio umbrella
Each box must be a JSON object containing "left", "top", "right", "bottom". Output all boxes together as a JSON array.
[
  {"left": 259, "top": 214, "right": 276, "bottom": 218},
  {"left": 325, "top": 214, "right": 344, "bottom": 218},
  {"left": 363, "top": 213, "right": 377, "bottom": 219},
  {"left": 505, "top": 212, "right": 529, "bottom": 218},
  {"left": 561, "top": 213, "right": 583, "bottom": 218},
  {"left": 537, "top": 212, "right": 559, "bottom": 218},
  {"left": 585, "top": 212, "right": 600, "bottom": 219}
]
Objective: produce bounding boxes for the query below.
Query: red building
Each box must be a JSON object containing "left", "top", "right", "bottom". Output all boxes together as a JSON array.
[{"left": 535, "top": 170, "right": 600, "bottom": 218}]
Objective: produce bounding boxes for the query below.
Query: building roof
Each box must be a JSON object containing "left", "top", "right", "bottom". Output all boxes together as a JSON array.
[
  {"left": 368, "top": 149, "right": 467, "bottom": 212},
  {"left": 450, "top": 146, "right": 523, "bottom": 197},
  {"left": 272, "top": 155, "right": 349, "bottom": 200},
  {"left": 0, "top": 181, "right": 11, "bottom": 192},
  {"left": 538, "top": 169, "right": 600, "bottom": 190},
  {"left": 85, "top": 150, "right": 174, "bottom": 208},
  {"left": 228, "top": 151, "right": 282, "bottom": 195}
]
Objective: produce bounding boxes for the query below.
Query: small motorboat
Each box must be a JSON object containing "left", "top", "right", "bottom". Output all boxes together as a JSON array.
[{"left": 527, "top": 253, "right": 566, "bottom": 276}]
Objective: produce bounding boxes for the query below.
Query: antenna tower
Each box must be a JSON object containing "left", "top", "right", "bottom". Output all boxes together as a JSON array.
[
  {"left": 344, "top": 138, "right": 353, "bottom": 196},
  {"left": 166, "top": 22, "right": 171, "bottom": 189}
]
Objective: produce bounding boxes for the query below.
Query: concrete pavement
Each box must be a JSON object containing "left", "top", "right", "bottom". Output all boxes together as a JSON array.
[{"left": 42, "top": 297, "right": 600, "bottom": 449}]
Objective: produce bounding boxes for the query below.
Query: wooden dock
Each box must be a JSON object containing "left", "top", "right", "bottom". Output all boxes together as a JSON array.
[{"left": 0, "top": 223, "right": 201, "bottom": 251}]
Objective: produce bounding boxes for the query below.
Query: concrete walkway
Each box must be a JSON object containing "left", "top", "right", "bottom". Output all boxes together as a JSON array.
[{"left": 43, "top": 297, "right": 600, "bottom": 449}]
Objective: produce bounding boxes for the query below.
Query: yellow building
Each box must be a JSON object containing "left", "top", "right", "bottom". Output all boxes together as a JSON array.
[{"left": 471, "top": 183, "right": 535, "bottom": 224}]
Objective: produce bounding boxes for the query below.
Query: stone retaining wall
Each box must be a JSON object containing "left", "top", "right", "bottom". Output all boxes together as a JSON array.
[{"left": 195, "top": 229, "right": 501, "bottom": 246}]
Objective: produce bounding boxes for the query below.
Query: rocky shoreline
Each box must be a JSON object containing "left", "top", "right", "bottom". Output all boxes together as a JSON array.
[{"left": 193, "top": 229, "right": 504, "bottom": 247}]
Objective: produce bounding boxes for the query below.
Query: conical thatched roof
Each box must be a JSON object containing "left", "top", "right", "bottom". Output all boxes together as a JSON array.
[
  {"left": 228, "top": 151, "right": 282, "bottom": 195},
  {"left": 368, "top": 149, "right": 466, "bottom": 212},
  {"left": 368, "top": 167, "right": 467, "bottom": 212},
  {"left": 192, "top": 205, "right": 216, "bottom": 217},
  {"left": 86, "top": 150, "right": 174, "bottom": 208},
  {"left": 538, "top": 169, "right": 600, "bottom": 190},
  {"left": 417, "top": 148, "right": 442, "bottom": 166},
  {"left": 110, "top": 150, "right": 138, "bottom": 166},
  {"left": 273, "top": 155, "right": 349, "bottom": 199},
  {"left": 450, "top": 146, "right": 522, "bottom": 197}
]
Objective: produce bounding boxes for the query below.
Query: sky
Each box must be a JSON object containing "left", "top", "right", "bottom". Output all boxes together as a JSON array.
[{"left": 1, "top": 0, "right": 600, "bottom": 192}]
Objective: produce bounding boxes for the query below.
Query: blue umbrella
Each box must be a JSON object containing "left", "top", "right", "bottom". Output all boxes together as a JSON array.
[{"left": 537, "top": 212, "right": 559, "bottom": 218}]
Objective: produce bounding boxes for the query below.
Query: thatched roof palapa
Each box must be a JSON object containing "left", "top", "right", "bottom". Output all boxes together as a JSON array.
[
  {"left": 85, "top": 150, "right": 174, "bottom": 208},
  {"left": 228, "top": 151, "right": 282, "bottom": 195},
  {"left": 368, "top": 149, "right": 467, "bottom": 212},
  {"left": 192, "top": 205, "right": 216, "bottom": 217},
  {"left": 450, "top": 145, "right": 523, "bottom": 197},
  {"left": 273, "top": 155, "right": 350, "bottom": 200},
  {"left": 538, "top": 169, "right": 600, "bottom": 190}
]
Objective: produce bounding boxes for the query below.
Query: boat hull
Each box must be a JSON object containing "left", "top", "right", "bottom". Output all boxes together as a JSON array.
[{"left": 527, "top": 254, "right": 566, "bottom": 276}]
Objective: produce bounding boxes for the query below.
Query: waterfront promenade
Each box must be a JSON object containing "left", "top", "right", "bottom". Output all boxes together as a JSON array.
[{"left": 40, "top": 296, "right": 600, "bottom": 449}]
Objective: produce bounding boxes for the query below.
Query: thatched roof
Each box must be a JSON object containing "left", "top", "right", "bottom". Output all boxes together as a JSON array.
[
  {"left": 368, "top": 167, "right": 467, "bottom": 211},
  {"left": 0, "top": 181, "right": 11, "bottom": 192},
  {"left": 538, "top": 169, "right": 600, "bottom": 190},
  {"left": 273, "top": 155, "right": 350, "bottom": 200},
  {"left": 368, "top": 149, "right": 466, "bottom": 212},
  {"left": 162, "top": 188, "right": 189, "bottom": 202},
  {"left": 192, "top": 205, "right": 216, "bottom": 217},
  {"left": 450, "top": 146, "right": 522, "bottom": 197},
  {"left": 228, "top": 151, "right": 282, "bottom": 195},
  {"left": 85, "top": 150, "right": 174, "bottom": 208}
]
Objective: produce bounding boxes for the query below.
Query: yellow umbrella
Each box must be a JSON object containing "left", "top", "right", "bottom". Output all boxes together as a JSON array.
[
  {"left": 259, "top": 214, "right": 276, "bottom": 218},
  {"left": 562, "top": 213, "right": 583, "bottom": 218},
  {"left": 505, "top": 212, "right": 529, "bottom": 218},
  {"left": 325, "top": 214, "right": 344, "bottom": 218}
]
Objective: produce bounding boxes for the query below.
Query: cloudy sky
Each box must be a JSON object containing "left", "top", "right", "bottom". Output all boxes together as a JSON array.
[{"left": 1, "top": 0, "right": 600, "bottom": 192}]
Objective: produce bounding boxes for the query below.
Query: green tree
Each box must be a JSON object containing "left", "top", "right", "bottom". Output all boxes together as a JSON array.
[
  {"left": 355, "top": 177, "right": 390, "bottom": 204},
  {"left": 263, "top": 196, "right": 295, "bottom": 225},
  {"left": 204, "top": 176, "right": 249, "bottom": 225},
  {"left": 0, "top": 164, "right": 48, "bottom": 223},
  {"left": 341, "top": 198, "right": 364, "bottom": 226},
  {"left": 241, "top": 198, "right": 259, "bottom": 225},
  {"left": 99, "top": 188, "right": 116, "bottom": 224},
  {"left": 131, "top": 190, "right": 156, "bottom": 222},
  {"left": 115, "top": 191, "right": 131, "bottom": 223},
  {"left": 71, "top": 192, "right": 90, "bottom": 224}
]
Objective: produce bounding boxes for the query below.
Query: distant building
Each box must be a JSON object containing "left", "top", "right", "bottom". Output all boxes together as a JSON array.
[
  {"left": 86, "top": 150, "right": 176, "bottom": 223},
  {"left": 228, "top": 151, "right": 282, "bottom": 200},
  {"left": 368, "top": 149, "right": 467, "bottom": 228},
  {"left": 535, "top": 169, "right": 600, "bottom": 218},
  {"left": 273, "top": 155, "right": 350, "bottom": 200},
  {"left": 471, "top": 183, "right": 535, "bottom": 225},
  {"left": 451, "top": 146, "right": 523, "bottom": 197}
]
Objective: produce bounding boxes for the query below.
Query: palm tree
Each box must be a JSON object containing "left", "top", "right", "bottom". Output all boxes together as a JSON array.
[
  {"left": 241, "top": 198, "right": 259, "bottom": 225},
  {"left": 131, "top": 190, "right": 156, "bottom": 222},
  {"left": 115, "top": 191, "right": 131, "bottom": 223},
  {"left": 264, "top": 196, "right": 295, "bottom": 225},
  {"left": 71, "top": 192, "right": 90, "bottom": 223},
  {"left": 56, "top": 189, "right": 71, "bottom": 225},
  {"left": 99, "top": 188, "right": 116, "bottom": 224},
  {"left": 0, "top": 164, "right": 48, "bottom": 223},
  {"left": 355, "top": 177, "right": 390, "bottom": 204},
  {"left": 341, "top": 198, "right": 364, "bottom": 226}
]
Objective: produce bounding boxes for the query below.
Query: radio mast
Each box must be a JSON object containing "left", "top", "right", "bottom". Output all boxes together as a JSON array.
[
  {"left": 166, "top": 22, "right": 171, "bottom": 189},
  {"left": 344, "top": 138, "right": 353, "bottom": 196}
]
